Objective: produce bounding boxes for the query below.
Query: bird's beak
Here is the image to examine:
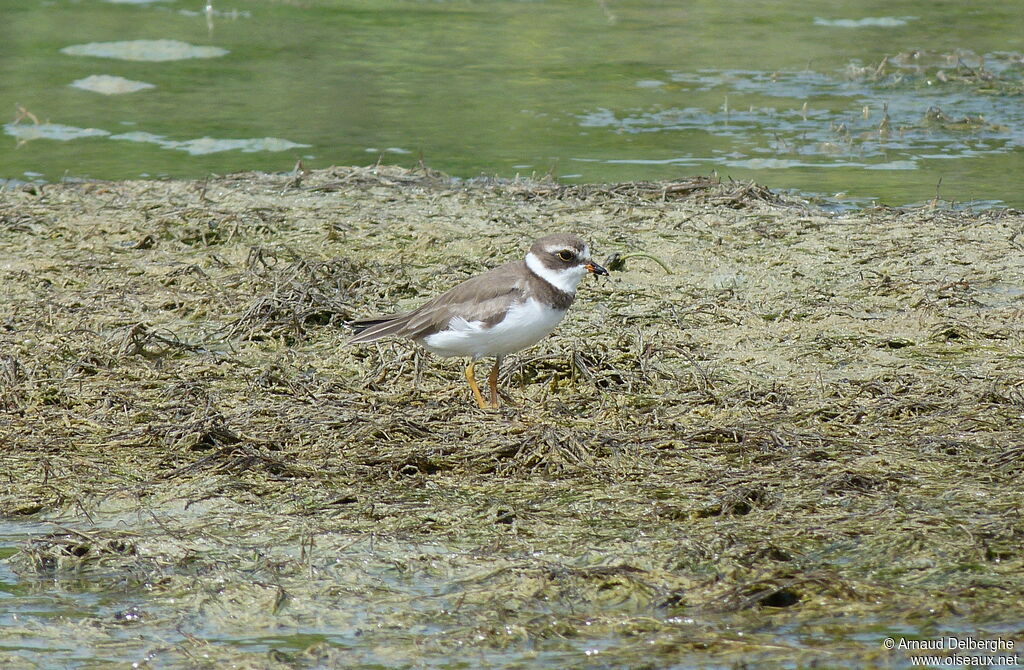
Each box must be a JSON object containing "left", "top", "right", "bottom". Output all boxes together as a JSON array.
[{"left": 585, "top": 261, "right": 609, "bottom": 276}]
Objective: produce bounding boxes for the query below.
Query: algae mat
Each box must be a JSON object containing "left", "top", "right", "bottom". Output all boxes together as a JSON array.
[{"left": 1, "top": 166, "right": 1023, "bottom": 668}]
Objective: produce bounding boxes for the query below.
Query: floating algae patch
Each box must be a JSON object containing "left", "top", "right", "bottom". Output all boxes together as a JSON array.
[
  {"left": 60, "top": 39, "right": 228, "bottom": 62},
  {"left": 3, "top": 122, "right": 109, "bottom": 142},
  {"left": 812, "top": 16, "right": 917, "bottom": 28},
  {"left": 580, "top": 49, "right": 1024, "bottom": 195},
  {"left": 171, "top": 136, "right": 311, "bottom": 155},
  {"left": 109, "top": 131, "right": 311, "bottom": 155},
  {"left": 70, "top": 74, "right": 155, "bottom": 95},
  {"left": 0, "top": 166, "right": 1023, "bottom": 667}
]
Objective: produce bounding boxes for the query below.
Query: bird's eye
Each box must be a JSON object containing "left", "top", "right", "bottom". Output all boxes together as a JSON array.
[{"left": 557, "top": 250, "right": 574, "bottom": 261}]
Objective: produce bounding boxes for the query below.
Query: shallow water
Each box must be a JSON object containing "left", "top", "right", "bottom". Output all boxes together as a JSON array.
[
  {"left": 1, "top": 0, "right": 1023, "bottom": 206},
  {"left": 2, "top": 514, "right": 1020, "bottom": 669}
]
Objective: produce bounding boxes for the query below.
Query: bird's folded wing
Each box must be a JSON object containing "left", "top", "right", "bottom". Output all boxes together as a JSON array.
[{"left": 348, "top": 262, "right": 526, "bottom": 343}]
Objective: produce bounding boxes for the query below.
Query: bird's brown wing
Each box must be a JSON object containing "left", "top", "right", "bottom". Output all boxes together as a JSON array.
[{"left": 347, "top": 262, "right": 527, "bottom": 344}]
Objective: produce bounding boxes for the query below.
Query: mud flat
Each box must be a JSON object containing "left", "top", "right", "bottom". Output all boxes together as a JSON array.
[{"left": 1, "top": 166, "right": 1022, "bottom": 668}]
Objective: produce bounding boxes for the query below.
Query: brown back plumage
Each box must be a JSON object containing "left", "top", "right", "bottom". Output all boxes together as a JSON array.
[{"left": 349, "top": 262, "right": 530, "bottom": 344}]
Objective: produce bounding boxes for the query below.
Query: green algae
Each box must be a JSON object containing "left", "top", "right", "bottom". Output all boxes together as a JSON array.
[{"left": 0, "top": 166, "right": 1022, "bottom": 668}]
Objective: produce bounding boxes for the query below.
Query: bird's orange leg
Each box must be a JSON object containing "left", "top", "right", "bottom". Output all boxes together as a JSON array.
[
  {"left": 465, "top": 360, "right": 488, "bottom": 409},
  {"left": 488, "top": 360, "right": 501, "bottom": 409}
]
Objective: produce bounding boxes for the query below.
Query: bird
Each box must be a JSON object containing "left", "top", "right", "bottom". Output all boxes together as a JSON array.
[{"left": 347, "top": 233, "right": 609, "bottom": 409}]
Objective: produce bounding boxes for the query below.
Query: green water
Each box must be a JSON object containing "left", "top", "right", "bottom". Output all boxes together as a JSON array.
[{"left": 3, "top": 0, "right": 1023, "bottom": 206}]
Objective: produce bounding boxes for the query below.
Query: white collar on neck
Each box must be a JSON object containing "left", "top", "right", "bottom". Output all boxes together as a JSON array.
[{"left": 525, "top": 252, "right": 586, "bottom": 294}]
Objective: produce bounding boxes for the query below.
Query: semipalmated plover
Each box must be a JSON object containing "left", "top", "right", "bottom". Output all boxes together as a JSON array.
[{"left": 348, "top": 234, "right": 609, "bottom": 408}]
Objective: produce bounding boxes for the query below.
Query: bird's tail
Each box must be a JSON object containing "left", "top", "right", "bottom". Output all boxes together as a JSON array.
[{"left": 346, "top": 314, "right": 409, "bottom": 344}]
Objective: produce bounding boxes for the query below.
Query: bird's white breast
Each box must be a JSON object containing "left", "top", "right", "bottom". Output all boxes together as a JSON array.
[{"left": 420, "top": 298, "right": 567, "bottom": 359}]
